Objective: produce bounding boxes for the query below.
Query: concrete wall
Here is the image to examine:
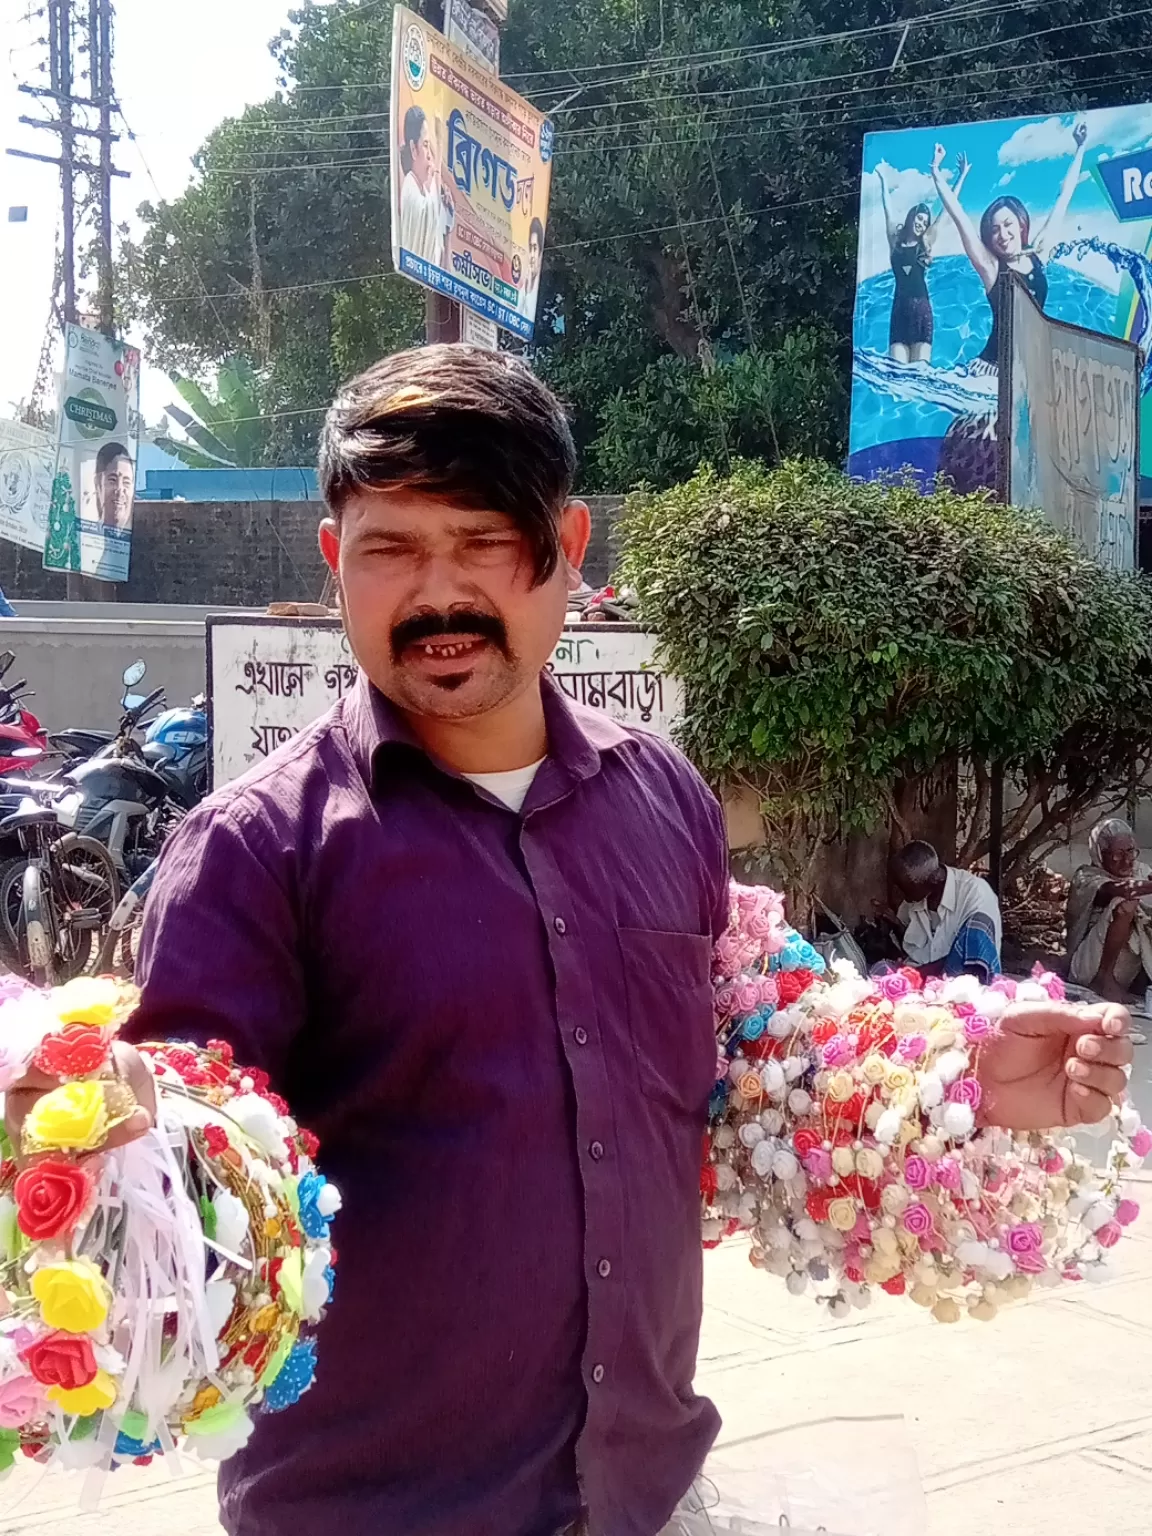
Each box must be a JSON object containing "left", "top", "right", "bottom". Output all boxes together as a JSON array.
[
  {"left": 0, "top": 496, "right": 624, "bottom": 607},
  {"left": 0, "top": 618, "right": 206, "bottom": 733}
]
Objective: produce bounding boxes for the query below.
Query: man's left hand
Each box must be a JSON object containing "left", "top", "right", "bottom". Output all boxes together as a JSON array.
[{"left": 977, "top": 1001, "right": 1133, "bottom": 1131}]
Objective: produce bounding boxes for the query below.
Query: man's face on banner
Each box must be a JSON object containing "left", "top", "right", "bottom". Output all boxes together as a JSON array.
[{"left": 96, "top": 454, "right": 134, "bottom": 529}]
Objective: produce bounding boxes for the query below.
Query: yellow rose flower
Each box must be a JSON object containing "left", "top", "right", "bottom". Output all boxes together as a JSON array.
[
  {"left": 855, "top": 1148, "right": 884, "bottom": 1180},
  {"left": 826, "top": 1070, "right": 855, "bottom": 1102},
  {"left": 827, "top": 1197, "right": 858, "bottom": 1232},
  {"left": 881, "top": 1183, "right": 910, "bottom": 1216},
  {"left": 52, "top": 976, "right": 120, "bottom": 1029},
  {"left": 861, "top": 1054, "right": 887, "bottom": 1086},
  {"left": 23, "top": 1081, "right": 108, "bottom": 1153},
  {"left": 884, "top": 1064, "right": 913, "bottom": 1093},
  {"left": 32, "top": 1259, "right": 110, "bottom": 1334},
  {"left": 47, "top": 1369, "right": 117, "bottom": 1416},
  {"left": 831, "top": 1146, "right": 856, "bottom": 1176}
]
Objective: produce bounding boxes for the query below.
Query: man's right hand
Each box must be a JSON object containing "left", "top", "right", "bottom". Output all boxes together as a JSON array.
[{"left": 5, "top": 1041, "right": 157, "bottom": 1163}]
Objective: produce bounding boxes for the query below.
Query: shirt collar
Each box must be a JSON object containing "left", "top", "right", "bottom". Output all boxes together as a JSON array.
[
  {"left": 342, "top": 668, "right": 634, "bottom": 792},
  {"left": 937, "top": 867, "right": 958, "bottom": 913}
]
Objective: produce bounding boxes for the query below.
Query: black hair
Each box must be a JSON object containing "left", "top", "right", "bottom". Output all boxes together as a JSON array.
[
  {"left": 95, "top": 441, "right": 130, "bottom": 475},
  {"left": 400, "top": 105, "right": 426, "bottom": 178},
  {"left": 901, "top": 204, "right": 931, "bottom": 245},
  {"left": 318, "top": 345, "right": 577, "bottom": 586},
  {"left": 891, "top": 841, "right": 941, "bottom": 883},
  {"left": 529, "top": 217, "right": 545, "bottom": 250},
  {"left": 979, "top": 196, "right": 1031, "bottom": 258}
]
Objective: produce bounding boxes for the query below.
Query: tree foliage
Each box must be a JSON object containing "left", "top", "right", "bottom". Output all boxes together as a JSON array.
[
  {"left": 618, "top": 461, "right": 1152, "bottom": 887},
  {"left": 120, "top": 0, "right": 1152, "bottom": 478},
  {"left": 157, "top": 357, "right": 272, "bottom": 468}
]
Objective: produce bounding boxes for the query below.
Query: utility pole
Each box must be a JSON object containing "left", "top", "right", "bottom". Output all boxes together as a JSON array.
[{"left": 7, "top": 0, "right": 128, "bottom": 600}]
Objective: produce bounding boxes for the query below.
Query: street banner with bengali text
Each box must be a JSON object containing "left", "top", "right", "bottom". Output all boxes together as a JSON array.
[
  {"left": 44, "top": 323, "right": 140, "bottom": 583},
  {"left": 0, "top": 419, "right": 54, "bottom": 554},
  {"left": 1003, "top": 274, "right": 1139, "bottom": 569},
  {"left": 390, "top": 4, "right": 554, "bottom": 341}
]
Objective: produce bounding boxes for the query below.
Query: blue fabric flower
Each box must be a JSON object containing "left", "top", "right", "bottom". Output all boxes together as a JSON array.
[
  {"left": 265, "top": 1339, "right": 318, "bottom": 1413},
  {"left": 114, "top": 1430, "right": 161, "bottom": 1458},
  {"left": 297, "top": 1172, "right": 331, "bottom": 1241},
  {"left": 741, "top": 1012, "right": 767, "bottom": 1041}
]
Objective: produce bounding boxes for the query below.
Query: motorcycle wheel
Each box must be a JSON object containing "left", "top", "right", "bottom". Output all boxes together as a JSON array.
[
  {"left": 47, "top": 835, "right": 120, "bottom": 983},
  {"left": 0, "top": 857, "right": 29, "bottom": 976}
]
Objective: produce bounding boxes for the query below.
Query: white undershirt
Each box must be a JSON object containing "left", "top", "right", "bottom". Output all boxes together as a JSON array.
[{"left": 462, "top": 759, "right": 545, "bottom": 813}]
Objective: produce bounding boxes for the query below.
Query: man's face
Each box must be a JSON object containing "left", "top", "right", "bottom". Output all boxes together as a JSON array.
[
  {"left": 413, "top": 125, "right": 436, "bottom": 188},
  {"left": 892, "top": 865, "right": 937, "bottom": 906},
  {"left": 1102, "top": 834, "right": 1138, "bottom": 879},
  {"left": 529, "top": 231, "right": 542, "bottom": 283},
  {"left": 96, "top": 455, "right": 133, "bottom": 528},
  {"left": 320, "top": 489, "right": 589, "bottom": 724}
]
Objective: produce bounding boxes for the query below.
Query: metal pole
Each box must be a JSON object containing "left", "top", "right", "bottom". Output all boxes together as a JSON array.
[
  {"left": 54, "top": 0, "right": 77, "bottom": 328},
  {"left": 94, "top": 0, "right": 114, "bottom": 337}
]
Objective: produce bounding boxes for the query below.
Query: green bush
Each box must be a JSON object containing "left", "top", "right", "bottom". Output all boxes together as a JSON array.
[
  {"left": 617, "top": 459, "right": 1152, "bottom": 881},
  {"left": 587, "top": 329, "right": 847, "bottom": 493}
]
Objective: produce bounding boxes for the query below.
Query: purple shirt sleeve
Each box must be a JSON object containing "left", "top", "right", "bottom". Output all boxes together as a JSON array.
[{"left": 127, "top": 798, "right": 305, "bottom": 1083}]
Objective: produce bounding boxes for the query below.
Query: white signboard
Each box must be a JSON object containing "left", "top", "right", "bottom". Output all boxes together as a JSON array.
[
  {"left": 0, "top": 419, "right": 54, "bottom": 554},
  {"left": 207, "top": 617, "right": 683, "bottom": 788}
]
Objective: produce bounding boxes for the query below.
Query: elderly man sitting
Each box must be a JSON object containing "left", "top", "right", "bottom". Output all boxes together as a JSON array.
[
  {"left": 1067, "top": 817, "right": 1152, "bottom": 1003},
  {"left": 890, "top": 840, "right": 1003, "bottom": 984}
]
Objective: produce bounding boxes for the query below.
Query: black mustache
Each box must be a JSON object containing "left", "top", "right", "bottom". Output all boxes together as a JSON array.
[{"left": 391, "top": 610, "right": 508, "bottom": 655}]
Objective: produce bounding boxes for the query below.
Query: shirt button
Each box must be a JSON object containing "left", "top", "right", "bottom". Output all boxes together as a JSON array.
[
  {"left": 553, "top": 916, "right": 567, "bottom": 936},
  {"left": 574, "top": 1026, "right": 589, "bottom": 1046},
  {"left": 597, "top": 1258, "right": 612, "bottom": 1279},
  {"left": 591, "top": 1364, "right": 605, "bottom": 1384},
  {"left": 589, "top": 1140, "right": 604, "bottom": 1161}
]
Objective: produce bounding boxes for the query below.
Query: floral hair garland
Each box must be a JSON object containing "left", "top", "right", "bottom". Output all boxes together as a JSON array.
[
  {"left": 704, "top": 882, "right": 1144, "bottom": 1322},
  {"left": 0, "top": 977, "right": 337, "bottom": 1476}
]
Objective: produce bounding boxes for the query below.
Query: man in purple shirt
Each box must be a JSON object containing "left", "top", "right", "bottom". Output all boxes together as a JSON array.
[{"left": 8, "top": 347, "right": 1131, "bottom": 1535}]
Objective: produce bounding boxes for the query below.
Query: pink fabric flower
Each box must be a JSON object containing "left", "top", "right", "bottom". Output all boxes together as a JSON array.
[
  {"left": 1014, "top": 1250, "right": 1048, "bottom": 1274},
  {"left": 876, "top": 972, "right": 912, "bottom": 1002},
  {"left": 947, "top": 1078, "right": 983, "bottom": 1110},
  {"left": 903, "top": 1155, "right": 931, "bottom": 1192},
  {"left": 735, "top": 981, "right": 761, "bottom": 1014},
  {"left": 990, "top": 976, "right": 1018, "bottom": 1000},
  {"left": 851, "top": 1212, "right": 873, "bottom": 1242},
  {"left": 803, "top": 1149, "right": 833, "bottom": 1181},
  {"left": 756, "top": 976, "right": 779, "bottom": 1008},
  {"left": 1031, "top": 962, "right": 1065, "bottom": 1000},
  {"left": 1096, "top": 1221, "right": 1123, "bottom": 1249},
  {"left": 0, "top": 1374, "right": 43, "bottom": 1429},
  {"left": 1006, "top": 1222, "right": 1042, "bottom": 1255},
  {"left": 1131, "top": 1128, "right": 1152, "bottom": 1159},
  {"left": 821, "top": 1035, "right": 856, "bottom": 1068},
  {"left": 963, "top": 1014, "right": 994, "bottom": 1044},
  {"left": 952, "top": 1001, "right": 976, "bottom": 1020},
  {"left": 897, "top": 1033, "right": 928, "bottom": 1063},
  {"left": 1040, "top": 1151, "right": 1064, "bottom": 1175},
  {"left": 934, "top": 1157, "right": 962, "bottom": 1192},
  {"left": 902, "top": 1203, "right": 934, "bottom": 1237},
  {"left": 713, "top": 983, "right": 738, "bottom": 1018},
  {"left": 1115, "top": 1199, "right": 1140, "bottom": 1227}
]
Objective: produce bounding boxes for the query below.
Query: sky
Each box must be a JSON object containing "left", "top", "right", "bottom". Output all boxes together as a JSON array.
[{"left": 0, "top": 0, "right": 330, "bottom": 425}]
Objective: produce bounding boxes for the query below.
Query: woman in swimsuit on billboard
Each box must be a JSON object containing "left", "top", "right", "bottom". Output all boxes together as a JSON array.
[
  {"left": 930, "top": 124, "right": 1087, "bottom": 490},
  {"left": 877, "top": 165, "right": 965, "bottom": 363}
]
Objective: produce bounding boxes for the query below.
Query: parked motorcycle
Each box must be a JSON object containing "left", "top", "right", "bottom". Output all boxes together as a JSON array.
[
  {"left": 93, "top": 857, "right": 157, "bottom": 979},
  {"left": 0, "top": 803, "right": 119, "bottom": 984},
  {"left": 0, "top": 651, "right": 50, "bottom": 774}
]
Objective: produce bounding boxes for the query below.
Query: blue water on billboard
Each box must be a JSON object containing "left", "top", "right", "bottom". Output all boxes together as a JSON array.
[
  {"left": 1049, "top": 237, "right": 1152, "bottom": 392},
  {"left": 851, "top": 253, "right": 1127, "bottom": 456}
]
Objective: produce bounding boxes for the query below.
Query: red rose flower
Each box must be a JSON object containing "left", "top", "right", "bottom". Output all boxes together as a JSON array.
[
  {"left": 845, "top": 1264, "right": 865, "bottom": 1284},
  {"left": 202, "top": 1126, "right": 230, "bottom": 1158},
  {"left": 806, "top": 1190, "right": 832, "bottom": 1223},
  {"left": 881, "top": 1273, "right": 907, "bottom": 1296},
  {"left": 247, "top": 1067, "right": 270, "bottom": 1095},
  {"left": 898, "top": 966, "right": 923, "bottom": 991},
  {"left": 23, "top": 1331, "right": 97, "bottom": 1391},
  {"left": 792, "top": 1128, "right": 823, "bottom": 1159},
  {"left": 32, "top": 1025, "right": 110, "bottom": 1080},
  {"left": 810, "top": 1019, "right": 837, "bottom": 1046},
  {"left": 700, "top": 1164, "right": 718, "bottom": 1201},
  {"left": 206, "top": 1039, "right": 234, "bottom": 1065},
  {"left": 264, "top": 1092, "right": 290, "bottom": 1117},
  {"left": 14, "top": 1158, "right": 94, "bottom": 1241},
  {"left": 299, "top": 1129, "right": 320, "bottom": 1160}
]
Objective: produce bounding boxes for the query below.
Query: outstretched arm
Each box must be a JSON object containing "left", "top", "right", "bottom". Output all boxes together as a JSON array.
[
  {"left": 927, "top": 152, "right": 970, "bottom": 246},
  {"left": 932, "top": 142, "right": 998, "bottom": 292},
  {"left": 1033, "top": 120, "right": 1087, "bottom": 251}
]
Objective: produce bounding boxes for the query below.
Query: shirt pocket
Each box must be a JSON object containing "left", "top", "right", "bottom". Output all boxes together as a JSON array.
[{"left": 618, "top": 927, "right": 717, "bottom": 1116}]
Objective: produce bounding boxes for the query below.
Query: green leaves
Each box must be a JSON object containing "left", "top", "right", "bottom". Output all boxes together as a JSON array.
[{"left": 619, "top": 460, "right": 1152, "bottom": 858}]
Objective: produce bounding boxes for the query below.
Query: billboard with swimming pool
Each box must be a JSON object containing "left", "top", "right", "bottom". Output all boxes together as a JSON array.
[{"left": 848, "top": 104, "right": 1152, "bottom": 494}]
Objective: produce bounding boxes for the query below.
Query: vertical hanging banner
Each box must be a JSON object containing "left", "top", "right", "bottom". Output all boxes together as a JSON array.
[
  {"left": 44, "top": 324, "right": 140, "bottom": 583},
  {"left": 390, "top": 4, "right": 554, "bottom": 341},
  {"left": 0, "top": 419, "right": 54, "bottom": 554}
]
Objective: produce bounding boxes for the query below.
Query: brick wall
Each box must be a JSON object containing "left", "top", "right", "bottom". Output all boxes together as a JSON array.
[{"left": 0, "top": 495, "right": 624, "bottom": 606}]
